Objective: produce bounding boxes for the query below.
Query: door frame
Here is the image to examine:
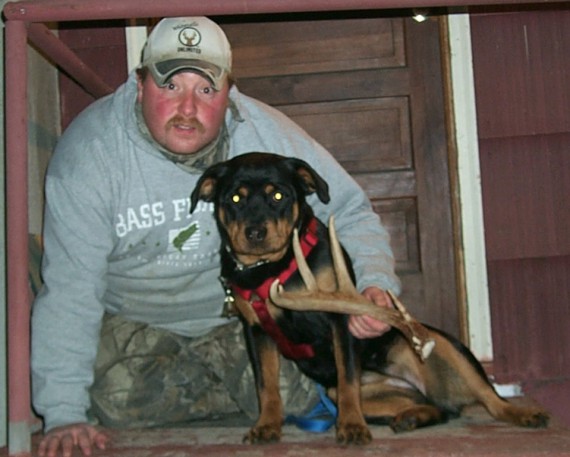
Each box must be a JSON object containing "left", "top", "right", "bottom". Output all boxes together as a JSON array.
[{"left": 445, "top": 13, "right": 492, "bottom": 360}]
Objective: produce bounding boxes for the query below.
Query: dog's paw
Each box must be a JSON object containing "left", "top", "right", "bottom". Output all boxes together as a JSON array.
[
  {"left": 515, "top": 409, "right": 550, "bottom": 428},
  {"left": 243, "top": 423, "right": 282, "bottom": 444},
  {"left": 390, "top": 413, "right": 419, "bottom": 433},
  {"left": 496, "top": 404, "right": 550, "bottom": 429},
  {"left": 336, "top": 422, "right": 372, "bottom": 445},
  {"left": 390, "top": 405, "right": 445, "bottom": 433}
]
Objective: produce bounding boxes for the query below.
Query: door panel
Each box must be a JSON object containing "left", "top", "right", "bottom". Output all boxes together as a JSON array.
[
  {"left": 279, "top": 97, "right": 413, "bottom": 172},
  {"left": 227, "top": 17, "right": 405, "bottom": 77}
]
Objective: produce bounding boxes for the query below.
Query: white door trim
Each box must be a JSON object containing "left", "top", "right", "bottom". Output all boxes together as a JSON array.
[{"left": 448, "top": 13, "right": 493, "bottom": 361}]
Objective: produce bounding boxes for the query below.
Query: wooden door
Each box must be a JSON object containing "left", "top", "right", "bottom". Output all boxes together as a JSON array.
[{"left": 221, "top": 12, "right": 459, "bottom": 336}]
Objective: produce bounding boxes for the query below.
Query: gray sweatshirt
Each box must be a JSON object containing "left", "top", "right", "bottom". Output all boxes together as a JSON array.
[{"left": 31, "top": 73, "right": 400, "bottom": 431}]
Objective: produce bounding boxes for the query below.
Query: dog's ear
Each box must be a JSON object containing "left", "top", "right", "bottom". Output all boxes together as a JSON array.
[
  {"left": 286, "top": 158, "right": 330, "bottom": 204},
  {"left": 190, "top": 163, "right": 226, "bottom": 213}
]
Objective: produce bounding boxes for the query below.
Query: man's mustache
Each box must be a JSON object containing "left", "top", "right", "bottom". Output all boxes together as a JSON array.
[{"left": 167, "top": 116, "right": 206, "bottom": 133}]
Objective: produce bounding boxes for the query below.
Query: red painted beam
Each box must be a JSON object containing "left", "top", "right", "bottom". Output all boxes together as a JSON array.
[
  {"left": 3, "top": 0, "right": 564, "bottom": 22},
  {"left": 5, "top": 18, "right": 32, "bottom": 457},
  {"left": 28, "top": 23, "right": 113, "bottom": 99}
]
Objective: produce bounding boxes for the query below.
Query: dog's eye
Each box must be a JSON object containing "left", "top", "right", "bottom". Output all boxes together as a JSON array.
[
  {"left": 232, "top": 194, "right": 241, "bottom": 203},
  {"left": 273, "top": 192, "right": 283, "bottom": 202}
]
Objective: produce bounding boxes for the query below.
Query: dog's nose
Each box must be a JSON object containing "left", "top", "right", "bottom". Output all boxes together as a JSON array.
[{"left": 245, "top": 226, "right": 267, "bottom": 242}]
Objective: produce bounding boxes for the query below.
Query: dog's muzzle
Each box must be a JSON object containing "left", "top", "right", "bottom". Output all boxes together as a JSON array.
[{"left": 245, "top": 225, "right": 267, "bottom": 243}]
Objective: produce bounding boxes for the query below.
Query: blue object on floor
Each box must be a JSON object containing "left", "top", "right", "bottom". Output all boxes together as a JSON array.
[{"left": 285, "top": 384, "right": 338, "bottom": 432}]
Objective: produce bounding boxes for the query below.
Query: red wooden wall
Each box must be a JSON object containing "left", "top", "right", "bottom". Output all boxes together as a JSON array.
[
  {"left": 58, "top": 21, "right": 128, "bottom": 129},
  {"left": 470, "top": 6, "right": 570, "bottom": 425}
]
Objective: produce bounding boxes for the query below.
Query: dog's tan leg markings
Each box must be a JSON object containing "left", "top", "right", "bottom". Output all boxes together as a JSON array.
[
  {"left": 381, "top": 331, "right": 549, "bottom": 430},
  {"left": 332, "top": 327, "right": 372, "bottom": 445},
  {"left": 270, "top": 216, "right": 435, "bottom": 361},
  {"left": 423, "top": 333, "right": 549, "bottom": 428},
  {"left": 359, "top": 380, "right": 424, "bottom": 414},
  {"left": 233, "top": 295, "right": 260, "bottom": 326},
  {"left": 334, "top": 370, "right": 445, "bottom": 433},
  {"left": 244, "top": 343, "right": 283, "bottom": 443}
]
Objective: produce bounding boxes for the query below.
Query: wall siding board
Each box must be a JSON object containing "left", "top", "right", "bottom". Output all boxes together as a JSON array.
[
  {"left": 487, "top": 256, "right": 570, "bottom": 382},
  {"left": 471, "top": 10, "right": 570, "bottom": 139},
  {"left": 59, "top": 22, "right": 128, "bottom": 130},
  {"left": 480, "top": 133, "right": 570, "bottom": 260}
]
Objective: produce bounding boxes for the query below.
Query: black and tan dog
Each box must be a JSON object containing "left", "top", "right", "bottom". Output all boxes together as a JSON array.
[{"left": 190, "top": 152, "right": 549, "bottom": 445}]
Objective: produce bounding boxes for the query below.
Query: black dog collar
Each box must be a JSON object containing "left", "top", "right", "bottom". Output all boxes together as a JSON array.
[{"left": 223, "top": 245, "right": 271, "bottom": 272}]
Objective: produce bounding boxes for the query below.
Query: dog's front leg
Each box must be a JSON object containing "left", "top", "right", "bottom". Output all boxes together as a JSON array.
[
  {"left": 332, "top": 323, "right": 372, "bottom": 445},
  {"left": 243, "top": 325, "right": 283, "bottom": 444}
]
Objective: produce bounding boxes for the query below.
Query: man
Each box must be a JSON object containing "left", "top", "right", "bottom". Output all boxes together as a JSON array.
[{"left": 33, "top": 16, "right": 401, "bottom": 457}]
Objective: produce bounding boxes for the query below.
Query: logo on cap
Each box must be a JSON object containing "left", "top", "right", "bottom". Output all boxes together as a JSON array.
[{"left": 178, "top": 27, "right": 201, "bottom": 48}]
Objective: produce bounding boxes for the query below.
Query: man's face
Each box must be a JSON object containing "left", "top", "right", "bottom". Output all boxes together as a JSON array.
[{"left": 137, "top": 71, "right": 230, "bottom": 155}]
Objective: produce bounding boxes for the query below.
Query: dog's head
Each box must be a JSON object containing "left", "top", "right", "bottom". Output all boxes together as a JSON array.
[{"left": 190, "top": 152, "right": 330, "bottom": 267}]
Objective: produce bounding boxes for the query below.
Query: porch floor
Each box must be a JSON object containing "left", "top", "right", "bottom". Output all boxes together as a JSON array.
[{"left": 10, "top": 397, "right": 570, "bottom": 457}]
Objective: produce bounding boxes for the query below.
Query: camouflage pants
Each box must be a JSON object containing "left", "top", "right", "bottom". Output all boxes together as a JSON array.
[{"left": 89, "top": 313, "right": 319, "bottom": 428}]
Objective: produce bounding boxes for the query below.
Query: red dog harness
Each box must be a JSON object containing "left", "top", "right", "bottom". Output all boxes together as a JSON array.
[{"left": 232, "top": 218, "right": 319, "bottom": 360}]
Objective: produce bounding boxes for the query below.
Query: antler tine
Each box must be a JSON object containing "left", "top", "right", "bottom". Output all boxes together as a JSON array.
[
  {"left": 329, "top": 216, "right": 359, "bottom": 294},
  {"left": 388, "top": 290, "right": 414, "bottom": 323},
  {"left": 292, "top": 228, "right": 318, "bottom": 291}
]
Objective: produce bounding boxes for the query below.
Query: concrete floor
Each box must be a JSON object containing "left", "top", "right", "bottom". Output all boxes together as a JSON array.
[{"left": 12, "top": 398, "right": 570, "bottom": 457}]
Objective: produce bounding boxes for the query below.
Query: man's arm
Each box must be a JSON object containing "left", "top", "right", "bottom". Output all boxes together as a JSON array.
[
  {"left": 304, "top": 142, "right": 401, "bottom": 296},
  {"left": 32, "top": 170, "right": 112, "bottom": 432}
]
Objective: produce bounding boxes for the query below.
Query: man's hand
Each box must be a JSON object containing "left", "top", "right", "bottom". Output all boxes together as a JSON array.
[
  {"left": 348, "top": 286, "right": 393, "bottom": 339},
  {"left": 38, "top": 423, "right": 109, "bottom": 457}
]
